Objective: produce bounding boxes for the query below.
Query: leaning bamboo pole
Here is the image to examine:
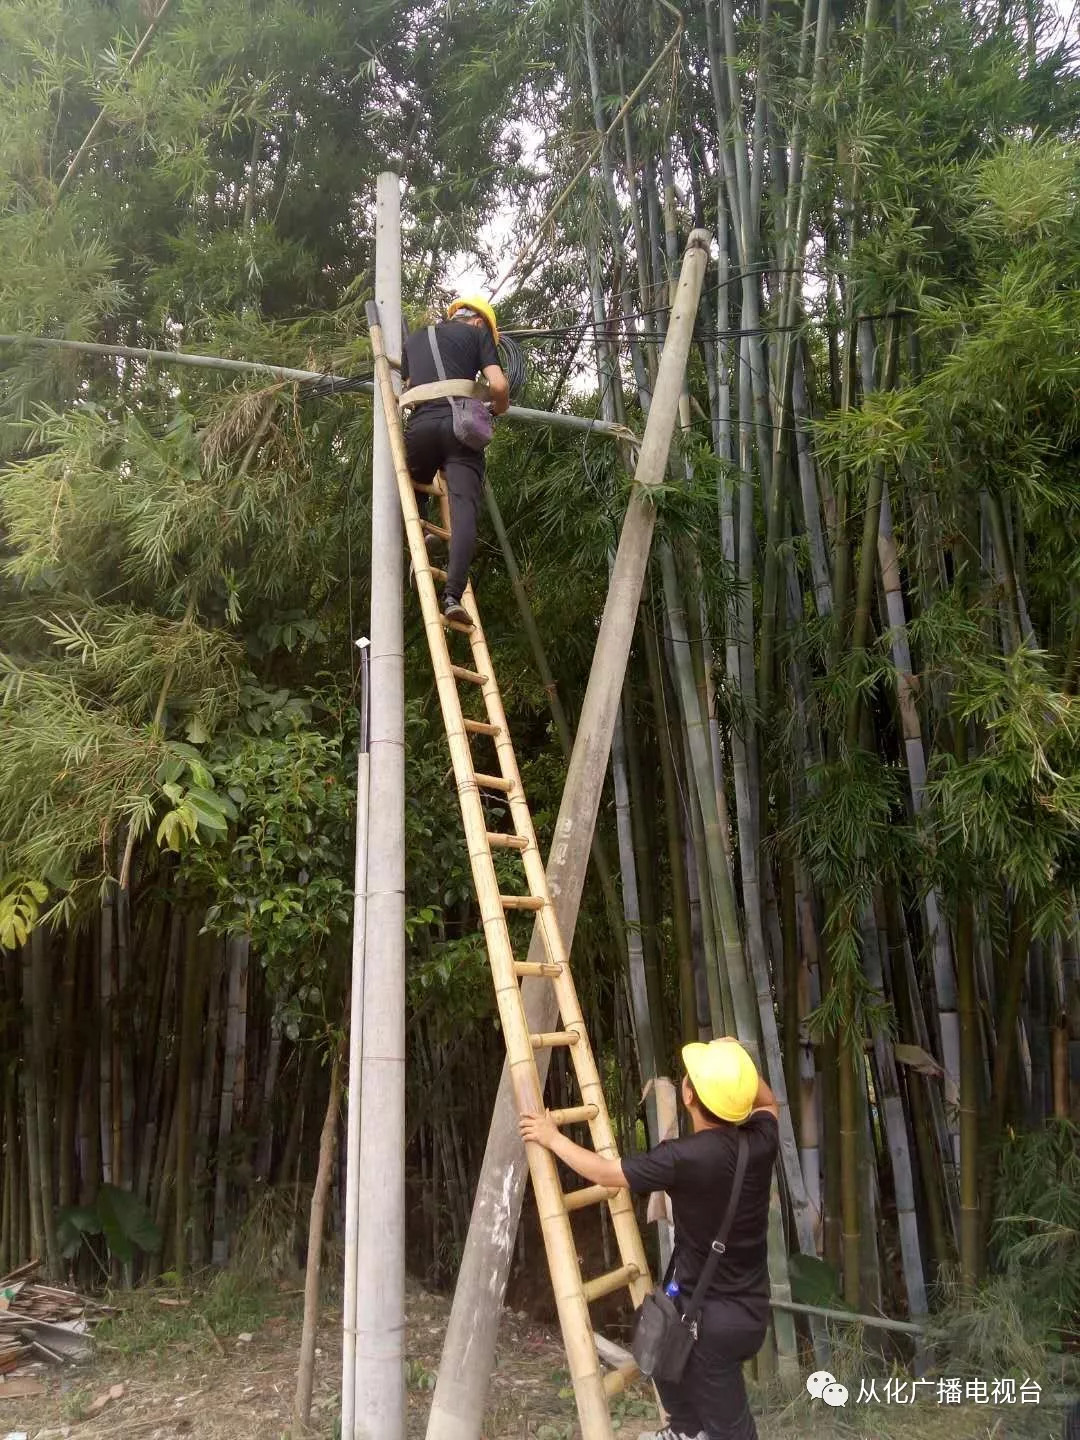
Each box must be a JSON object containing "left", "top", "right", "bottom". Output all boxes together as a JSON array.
[{"left": 0, "top": 335, "right": 636, "bottom": 443}]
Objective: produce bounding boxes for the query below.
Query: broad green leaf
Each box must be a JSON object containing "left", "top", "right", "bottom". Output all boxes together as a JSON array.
[
  {"left": 787, "top": 1253, "right": 850, "bottom": 1311},
  {"left": 96, "top": 1184, "right": 162, "bottom": 1262}
]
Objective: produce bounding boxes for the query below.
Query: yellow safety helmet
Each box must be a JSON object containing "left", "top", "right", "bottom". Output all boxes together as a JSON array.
[
  {"left": 682, "top": 1038, "right": 759, "bottom": 1124},
  {"left": 447, "top": 295, "right": 499, "bottom": 344}
]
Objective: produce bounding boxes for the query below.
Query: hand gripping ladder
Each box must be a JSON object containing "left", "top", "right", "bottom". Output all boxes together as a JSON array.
[{"left": 366, "top": 303, "right": 652, "bottom": 1439}]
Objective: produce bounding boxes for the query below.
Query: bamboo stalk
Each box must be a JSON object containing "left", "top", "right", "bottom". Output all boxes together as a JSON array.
[
  {"left": 174, "top": 918, "right": 202, "bottom": 1277},
  {"left": 838, "top": 1026, "right": 861, "bottom": 1308},
  {"left": 861, "top": 900, "right": 927, "bottom": 1317},
  {"left": 212, "top": 932, "right": 249, "bottom": 1265},
  {"left": 20, "top": 945, "right": 45, "bottom": 1268},
  {"left": 1, "top": 1072, "right": 13, "bottom": 1272},
  {"left": 135, "top": 920, "right": 176, "bottom": 1205},
  {"left": 982, "top": 901, "right": 1032, "bottom": 1240},
  {"left": 611, "top": 697, "right": 658, "bottom": 1107},
  {"left": 29, "top": 931, "right": 58, "bottom": 1277},
  {"left": 191, "top": 944, "right": 222, "bottom": 1269},
  {"left": 953, "top": 725, "right": 981, "bottom": 1284},
  {"left": 295, "top": 1052, "right": 342, "bottom": 1431},
  {"left": 644, "top": 616, "right": 698, "bottom": 1042},
  {"left": 56, "top": 932, "right": 79, "bottom": 1214},
  {"left": 99, "top": 888, "right": 114, "bottom": 1185},
  {"left": 877, "top": 482, "right": 961, "bottom": 1163},
  {"left": 624, "top": 672, "right": 667, "bottom": 1071}
]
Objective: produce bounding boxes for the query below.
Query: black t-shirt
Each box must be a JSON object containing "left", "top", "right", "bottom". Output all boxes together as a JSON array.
[
  {"left": 401, "top": 319, "right": 501, "bottom": 420},
  {"left": 621, "top": 1110, "right": 778, "bottom": 1304}
]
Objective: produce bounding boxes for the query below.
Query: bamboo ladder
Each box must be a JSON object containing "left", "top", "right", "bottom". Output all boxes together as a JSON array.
[{"left": 366, "top": 302, "right": 652, "bottom": 1439}]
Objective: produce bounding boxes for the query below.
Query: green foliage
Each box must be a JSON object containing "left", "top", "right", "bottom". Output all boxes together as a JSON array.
[
  {"left": 791, "top": 751, "right": 907, "bottom": 1034},
  {"left": 0, "top": 875, "right": 47, "bottom": 948},
  {"left": 787, "top": 1253, "right": 850, "bottom": 1312},
  {"left": 56, "top": 1184, "right": 162, "bottom": 1267},
  {"left": 992, "top": 1120, "right": 1080, "bottom": 1350},
  {"left": 927, "top": 645, "right": 1080, "bottom": 933}
]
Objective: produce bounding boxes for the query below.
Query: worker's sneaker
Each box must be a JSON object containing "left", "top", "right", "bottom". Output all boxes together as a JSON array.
[
  {"left": 442, "top": 594, "right": 472, "bottom": 628},
  {"left": 638, "top": 1430, "right": 705, "bottom": 1440}
]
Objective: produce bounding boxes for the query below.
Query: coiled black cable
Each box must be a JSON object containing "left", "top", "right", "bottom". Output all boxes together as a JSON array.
[{"left": 497, "top": 333, "right": 528, "bottom": 398}]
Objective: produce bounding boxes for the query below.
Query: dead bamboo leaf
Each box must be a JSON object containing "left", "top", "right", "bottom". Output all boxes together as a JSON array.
[{"left": 894, "top": 1042, "right": 944, "bottom": 1078}]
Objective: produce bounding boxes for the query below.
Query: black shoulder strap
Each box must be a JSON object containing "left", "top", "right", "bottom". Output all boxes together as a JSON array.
[{"left": 681, "top": 1131, "right": 750, "bottom": 1324}]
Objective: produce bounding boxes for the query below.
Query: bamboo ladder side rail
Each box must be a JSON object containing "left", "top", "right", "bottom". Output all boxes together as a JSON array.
[
  {"left": 365, "top": 304, "right": 650, "bottom": 1438},
  {"left": 463, "top": 599, "right": 653, "bottom": 1323}
]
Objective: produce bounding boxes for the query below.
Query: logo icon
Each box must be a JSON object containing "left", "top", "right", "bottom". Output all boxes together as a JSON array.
[{"left": 806, "top": 1370, "right": 849, "bottom": 1407}]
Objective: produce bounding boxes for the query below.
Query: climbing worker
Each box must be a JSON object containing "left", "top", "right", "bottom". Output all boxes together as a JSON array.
[
  {"left": 400, "top": 296, "right": 510, "bottom": 626},
  {"left": 520, "top": 1037, "right": 779, "bottom": 1440}
]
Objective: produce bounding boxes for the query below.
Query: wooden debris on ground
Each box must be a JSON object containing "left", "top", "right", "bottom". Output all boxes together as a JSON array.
[{"left": 0, "top": 1261, "right": 112, "bottom": 1377}]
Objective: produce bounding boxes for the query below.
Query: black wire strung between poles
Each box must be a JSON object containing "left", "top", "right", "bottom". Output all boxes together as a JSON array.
[{"left": 504, "top": 308, "right": 903, "bottom": 346}]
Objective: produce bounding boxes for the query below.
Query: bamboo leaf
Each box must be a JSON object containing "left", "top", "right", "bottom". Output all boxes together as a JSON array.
[{"left": 894, "top": 1043, "right": 944, "bottom": 1078}]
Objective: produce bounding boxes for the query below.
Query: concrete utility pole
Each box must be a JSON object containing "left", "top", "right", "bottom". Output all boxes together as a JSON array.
[
  {"left": 341, "top": 637, "right": 371, "bottom": 1440},
  {"left": 351, "top": 172, "right": 406, "bottom": 1440},
  {"left": 425, "top": 228, "right": 712, "bottom": 1440}
]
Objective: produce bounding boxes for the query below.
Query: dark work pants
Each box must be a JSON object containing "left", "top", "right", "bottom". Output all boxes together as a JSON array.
[
  {"left": 404, "top": 409, "right": 485, "bottom": 603},
  {"left": 654, "top": 1300, "right": 766, "bottom": 1440}
]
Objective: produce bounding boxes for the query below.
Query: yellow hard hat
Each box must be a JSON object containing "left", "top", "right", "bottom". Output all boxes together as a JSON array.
[
  {"left": 682, "top": 1039, "right": 759, "bottom": 1123},
  {"left": 447, "top": 295, "right": 499, "bottom": 344}
]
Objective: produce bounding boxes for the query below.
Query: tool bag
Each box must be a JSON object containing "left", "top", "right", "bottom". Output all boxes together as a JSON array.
[
  {"left": 427, "top": 326, "right": 495, "bottom": 451},
  {"left": 630, "top": 1131, "right": 749, "bottom": 1384}
]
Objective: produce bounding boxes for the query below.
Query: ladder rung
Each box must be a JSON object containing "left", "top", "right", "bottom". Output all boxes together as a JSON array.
[
  {"left": 487, "top": 831, "right": 527, "bottom": 851},
  {"left": 513, "top": 961, "right": 562, "bottom": 977},
  {"left": 414, "top": 482, "right": 443, "bottom": 496},
  {"left": 502, "top": 895, "right": 545, "bottom": 912},
  {"left": 422, "top": 520, "right": 451, "bottom": 540},
  {"left": 442, "top": 615, "right": 474, "bottom": 635},
  {"left": 602, "top": 1361, "right": 640, "bottom": 1398},
  {"left": 430, "top": 566, "right": 448, "bottom": 582},
  {"left": 581, "top": 1264, "right": 640, "bottom": 1304},
  {"left": 530, "top": 1030, "right": 579, "bottom": 1049},
  {"left": 452, "top": 665, "right": 488, "bottom": 685},
  {"left": 475, "top": 772, "right": 513, "bottom": 793},
  {"left": 463, "top": 718, "right": 500, "bottom": 736},
  {"left": 549, "top": 1104, "right": 598, "bottom": 1128},
  {"left": 562, "top": 1184, "right": 617, "bottom": 1213}
]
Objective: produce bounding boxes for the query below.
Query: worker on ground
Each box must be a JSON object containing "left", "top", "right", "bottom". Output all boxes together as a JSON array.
[
  {"left": 401, "top": 296, "right": 509, "bottom": 626},
  {"left": 520, "top": 1037, "right": 778, "bottom": 1440}
]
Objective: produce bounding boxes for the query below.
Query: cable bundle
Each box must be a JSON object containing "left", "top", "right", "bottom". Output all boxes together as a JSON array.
[{"left": 497, "top": 333, "right": 527, "bottom": 398}]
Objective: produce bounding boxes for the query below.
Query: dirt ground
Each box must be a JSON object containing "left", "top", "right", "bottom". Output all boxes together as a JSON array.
[{"left": 5, "top": 1278, "right": 1072, "bottom": 1440}]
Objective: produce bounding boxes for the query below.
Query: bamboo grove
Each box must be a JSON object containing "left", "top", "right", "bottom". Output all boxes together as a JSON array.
[{"left": 1, "top": 0, "right": 1079, "bottom": 1383}]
